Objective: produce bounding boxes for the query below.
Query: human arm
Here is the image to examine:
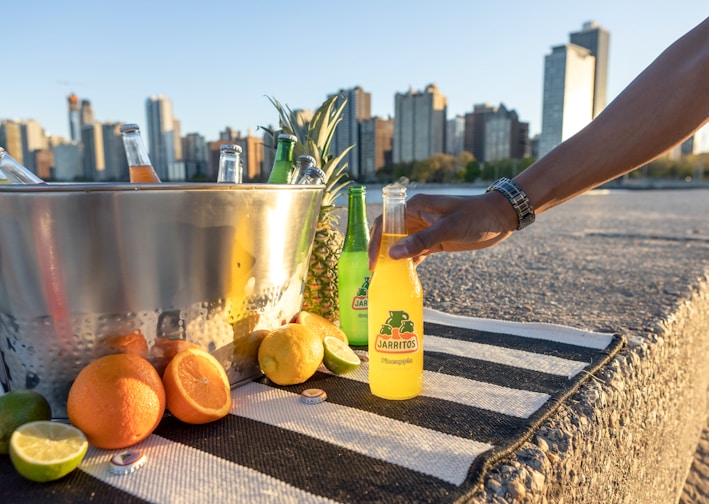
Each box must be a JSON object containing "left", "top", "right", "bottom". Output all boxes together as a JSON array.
[{"left": 369, "top": 16, "right": 709, "bottom": 269}]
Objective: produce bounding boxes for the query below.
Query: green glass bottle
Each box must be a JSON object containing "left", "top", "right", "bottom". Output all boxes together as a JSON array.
[
  {"left": 267, "top": 133, "right": 297, "bottom": 184},
  {"left": 337, "top": 185, "right": 370, "bottom": 345}
]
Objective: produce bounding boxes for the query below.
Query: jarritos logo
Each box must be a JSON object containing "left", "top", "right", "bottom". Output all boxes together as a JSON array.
[
  {"left": 374, "top": 310, "right": 420, "bottom": 354},
  {"left": 351, "top": 276, "right": 370, "bottom": 310}
]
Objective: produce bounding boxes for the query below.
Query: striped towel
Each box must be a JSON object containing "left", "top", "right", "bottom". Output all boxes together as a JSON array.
[{"left": 0, "top": 308, "right": 624, "bottom": 503}]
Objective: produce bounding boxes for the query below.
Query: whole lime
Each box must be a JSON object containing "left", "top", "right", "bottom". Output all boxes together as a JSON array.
[{"left": 0, "top": 389, "right": 52, "bottom": 454}]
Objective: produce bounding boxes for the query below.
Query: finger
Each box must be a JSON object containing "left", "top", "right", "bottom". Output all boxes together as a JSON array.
[{"left": 389, "top": 219, "right": 455, "bottom": 260}]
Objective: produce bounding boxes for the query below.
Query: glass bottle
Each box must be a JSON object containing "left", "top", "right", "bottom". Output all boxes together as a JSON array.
[
  {"left": 267, "top": 133, "right": 297, "bottom": 184},
  {"left": 297, "top": 166, "right": 326, "bottom": 185},
  {"left": 367, "top": 183, "right": 424, "bottom": 400},
  {"left": 337, "top": 185, "right": 370, "bottom": 345},
  {"left": 294, "top": 154, "right": 316, "bottom": 183},
  {"left": 119, "top": 123, "right": 161, "bottom": 183},
  {"left": 217, "top": 144, "right": 243, "bottom": 183},
  {"left": 0, "top": 147, "right": 45, "bottom": 184}
]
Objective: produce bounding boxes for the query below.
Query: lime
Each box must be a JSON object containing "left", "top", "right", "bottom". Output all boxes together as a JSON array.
[
  {"left": 9, "top": 421, "right": 88, "bottom": 482},
  {"left": 0, "top": 389, "right": 52, "bottom": 454},
  {"left": 323, "top": 336, "right": 361, "bottom": 375}
]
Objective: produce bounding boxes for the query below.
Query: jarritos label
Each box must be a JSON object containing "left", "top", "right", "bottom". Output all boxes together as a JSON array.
[
  {"left": 351, "top": 276, "right": 370, "bottom": 310},
  {"left": 374, "top": 310, "right": 420, "bottom": 354}
]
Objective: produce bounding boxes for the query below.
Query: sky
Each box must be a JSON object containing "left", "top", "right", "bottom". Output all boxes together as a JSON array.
[{"left": 2, "top": 1, "right": 707, "bottom": 143}]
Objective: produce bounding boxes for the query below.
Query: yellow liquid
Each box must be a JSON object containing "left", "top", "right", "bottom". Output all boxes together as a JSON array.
[
  {"left": 368, "top": 233, "right": 424, "bottom": 399},
  {"left": 130, "top": 164, "right": 161, "bottom": 183}
]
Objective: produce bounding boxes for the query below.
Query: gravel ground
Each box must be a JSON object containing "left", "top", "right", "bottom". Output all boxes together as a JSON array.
[{"left": 350, "top": 187, "right": 709, "bottom": 503}]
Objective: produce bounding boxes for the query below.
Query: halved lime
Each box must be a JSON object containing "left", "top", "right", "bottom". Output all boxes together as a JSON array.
[
  {"left": 323, "top": 336, "right": 361, "bottom": 375},
  {"left": 10, "top": 421, "right": 88, "bottom": 482}
]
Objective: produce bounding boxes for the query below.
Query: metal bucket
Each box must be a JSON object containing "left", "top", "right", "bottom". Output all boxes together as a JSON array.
[{"left": 0, "top": 183, "right": 323, "bottom": 417}]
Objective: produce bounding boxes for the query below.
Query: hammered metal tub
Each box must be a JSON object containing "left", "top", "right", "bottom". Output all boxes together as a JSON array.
[{"left": 0, "top": 183, "right": 323, "bottom": 417}]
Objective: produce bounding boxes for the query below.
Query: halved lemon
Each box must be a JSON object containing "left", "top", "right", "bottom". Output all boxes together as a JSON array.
[
  {"left": 10, "top": 421, "right": 88, "bottom": 482},
  {"left": 323, "top": 336, "right": 361, "bottom": 375}
]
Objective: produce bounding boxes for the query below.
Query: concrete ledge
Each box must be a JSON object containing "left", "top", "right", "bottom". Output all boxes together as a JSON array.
[
  {"left": 467, "top": 278, "right": 709, "bottom": 503},
  {"left": 361, "top": 187, "right": 709, "bottom": 503}
]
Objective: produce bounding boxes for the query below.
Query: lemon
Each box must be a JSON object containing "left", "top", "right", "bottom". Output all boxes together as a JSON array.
[
  {"left": 322, "top": 336, "right": 361, "bottom": 375},
  {"left": 10, "top": 421, "right": 88, "bottom": 482},
  {"left": 258, "top": 324, "right": 324, "bottom": 385},
  {"left": 0, "top": 389, "right": 52, "bottom": 454}
]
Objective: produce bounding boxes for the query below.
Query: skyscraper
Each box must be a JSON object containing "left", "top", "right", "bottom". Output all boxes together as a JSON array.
[
  {"left": 81, "top": 123, "right": 105, "bottom": 180},
  {"left": 328, "top": 86, "right": 371, "bottom": 179},
  {"left": 539, "top": 44, "right": 596, "bottom": 158},
  {"left": 145, "top": 95, "right": 176, "bottom": 180},
  {"left": 102, "top": 122, "right": 129, "bottom": 181},
  {"left": 80, "top": 99, "right": 94, "bottom": 129},
  {"left": 570, "top": 21, "right": 610, "bottom": 118},
  {"left": 539, "top": 22, "right": 610, "bottom": 158},
  {"left": 393, "top": 83, "right": 447, "bottom": 164},
  {"left": 360, "top": 116, "right": 394, "bottom": 181},
  {"left": 67, "top": 94, "right": 81, "bottom": 143}
]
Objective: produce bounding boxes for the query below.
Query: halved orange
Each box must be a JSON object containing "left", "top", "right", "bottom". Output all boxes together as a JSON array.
[
  {"left": 162, "top": 348, "right": 232, "bottom": 424},
  {"left": 291, "top": 310, "right": 348, "bottom": 345}
]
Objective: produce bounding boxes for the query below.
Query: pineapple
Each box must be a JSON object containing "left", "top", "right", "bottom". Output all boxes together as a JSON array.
[{"left": 263, "top": 95, "right": 354, "bottom": 322}]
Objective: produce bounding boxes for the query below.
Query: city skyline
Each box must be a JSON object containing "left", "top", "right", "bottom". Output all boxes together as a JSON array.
[{"left": 3, "top": 2, "right": 705, "bottom": 145}]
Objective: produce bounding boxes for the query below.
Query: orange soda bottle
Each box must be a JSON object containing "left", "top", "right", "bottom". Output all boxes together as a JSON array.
[
  {"left": 368, "top": 183, "right": 423, "bottom": 399},
  {"left": 119, "top": 123, "right": 161, "bottom": 183}
]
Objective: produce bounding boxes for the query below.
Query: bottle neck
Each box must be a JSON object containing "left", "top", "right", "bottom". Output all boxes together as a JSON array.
[
  {"left": 0, "top": 149, "right": 45, "bottom": 184},
  {"left": 382, "top": 194, "right": 407, "bottom": 236},
  {"left": 343, "top": 189, "right": 369, "bottom": 251},
  {"left": 218, "top": 151, "right": 241, "bottom": 183},
  {"left": 275, "top": 139, "right": 295, "bottom": 162},
  {"left": 121, "top": 130, "right": 152, "bottom": 168}
]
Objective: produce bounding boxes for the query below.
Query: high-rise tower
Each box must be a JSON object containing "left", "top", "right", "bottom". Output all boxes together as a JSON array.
[
  {"left": 80, "top": 99, "right": 94, "bottom": 130},
  {"left": 145, "top": 95, "right": 177, "bottom": 180},
  {"left": 539, "top": 43, "right": 596, "bottom": 157},
  {"left": 328, "top": 86, "right": 371, "bottom": 179},
  {"left": 570, "top": 21, "right": 610, "bottom": 118},
  {"left": 67, "top": 94, "right": 81, "bottom": 142},
  {"left": 393, "top": 83, "right": 447, "bottom": 164}
]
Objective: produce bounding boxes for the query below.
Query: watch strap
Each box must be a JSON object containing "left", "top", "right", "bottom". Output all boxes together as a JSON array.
[{"left": 486, "top": 177, "right": 536, "bottom": 230}]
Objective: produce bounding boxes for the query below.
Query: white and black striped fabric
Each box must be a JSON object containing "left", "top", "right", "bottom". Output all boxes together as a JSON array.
[{"left": 0, "top": 309, "right": 623, "bottom": 503}]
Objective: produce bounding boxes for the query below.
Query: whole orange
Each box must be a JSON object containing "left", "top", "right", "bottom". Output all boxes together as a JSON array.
[{"left": 67, "top": 353, "right": 166, "bottom": 449}]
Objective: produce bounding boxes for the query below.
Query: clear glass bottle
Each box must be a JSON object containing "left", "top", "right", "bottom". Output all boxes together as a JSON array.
[
  {"left": 119, "top": 123, "right": 161, "bottom": 183},
  {"left": 267, "top": 133, "right": 297, "bottom": 184},
  {"left": 217, "top": 144, "right": 243, "bottom": 183},
  {"left": 337, "top": 185, "right": 370, "bottom": 345},
  {"left": 294, "top": 154, "right": 316, "bottom": 183},
  {"left": 297, "top": 166, "right": 326, "bottom": 185},
  {"left": 0, "top": 147, "right": 45, "bottom": 184},
  {"left": 367, "top": 183, "right": 424, "bottom": 400}
]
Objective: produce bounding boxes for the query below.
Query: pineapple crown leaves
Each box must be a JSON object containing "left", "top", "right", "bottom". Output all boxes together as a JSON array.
[{"left": 260, "top": 94, "right": 353, "bottom": 208}]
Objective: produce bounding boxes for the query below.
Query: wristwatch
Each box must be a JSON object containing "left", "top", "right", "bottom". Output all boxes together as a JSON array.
[{"left": 486, "top": 177, "right": 536, "bottom": 230}]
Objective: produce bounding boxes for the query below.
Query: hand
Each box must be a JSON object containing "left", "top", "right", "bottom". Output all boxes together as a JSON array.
[{"left": 368, "top": 191, "right": 518, "bottom": 270}]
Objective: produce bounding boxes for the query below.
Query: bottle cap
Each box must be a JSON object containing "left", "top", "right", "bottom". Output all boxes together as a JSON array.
[
  {"left": 300, "top": 388, "right": 327, "bottom": 404},
  {"left": 220, "top": 144, "right": 242, "bottom": 153},
  {"left": 109, "top": 449, "right": 147, "bottom": 475},
  {"left": 278, "top": 133, "right": 298, "bottom": 142},
  {"left": 297, "top": 154, "right": 316, "bottom": 167},
  {"left": 353, "top": 350, "right": 369, "bottom": 363},
  {"left": 119, "top": 123, "right": 140, "bottom": 134},
  {"left": 300, "top": 166, "right": 326, "bottom": 185}
]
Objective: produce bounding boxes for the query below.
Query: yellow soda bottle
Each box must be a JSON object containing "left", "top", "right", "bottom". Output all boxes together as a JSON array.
[{"left": 368, "top": 183, "right": 423, "bottom": 399}]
